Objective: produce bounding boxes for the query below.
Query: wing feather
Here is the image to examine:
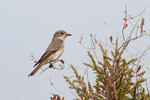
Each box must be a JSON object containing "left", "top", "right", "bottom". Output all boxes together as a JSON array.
[{"left": 33, "top": 39, "right": 63, "bottom": 67}]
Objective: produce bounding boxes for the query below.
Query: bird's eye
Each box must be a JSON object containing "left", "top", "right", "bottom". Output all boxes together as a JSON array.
[{"left": 61, "top": 32, "right": 64, "bottom": 35}]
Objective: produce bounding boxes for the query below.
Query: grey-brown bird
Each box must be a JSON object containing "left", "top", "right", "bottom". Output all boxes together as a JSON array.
[{"left": 28, "top": 30, "right": 71, "bottom": 77}]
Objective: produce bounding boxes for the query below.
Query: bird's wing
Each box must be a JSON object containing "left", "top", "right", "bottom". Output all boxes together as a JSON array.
[{"left": 33, "top": 39, "right": 63, "bottom": 67}]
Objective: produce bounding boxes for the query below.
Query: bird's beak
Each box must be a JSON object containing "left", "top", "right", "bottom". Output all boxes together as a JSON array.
[{"left": 66, "top": 33, "right": 72, "bottom": 36}]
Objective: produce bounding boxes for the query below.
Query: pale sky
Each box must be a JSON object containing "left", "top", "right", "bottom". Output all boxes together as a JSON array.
[{"left": 0, "top": 0, "right": 150, "bottom": 100}]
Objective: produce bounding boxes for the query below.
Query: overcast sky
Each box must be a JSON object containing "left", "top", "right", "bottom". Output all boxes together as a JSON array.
[{"left": 0, "top": 0, "right": 150, "bottom": 100}]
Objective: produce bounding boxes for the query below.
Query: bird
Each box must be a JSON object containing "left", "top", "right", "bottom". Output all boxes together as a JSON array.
[{"left": 28, "top": 30, "right": 71, "bottom": 77}]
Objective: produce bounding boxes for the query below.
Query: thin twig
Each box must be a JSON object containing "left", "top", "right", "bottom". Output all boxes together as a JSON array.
[{"left": 122, "top": 5, "right": 128, "bottom": 41}]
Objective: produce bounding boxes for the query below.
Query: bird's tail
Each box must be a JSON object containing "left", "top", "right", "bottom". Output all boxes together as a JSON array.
[{"left": 28, "top": 64, "right": 43, "bottom": 77}]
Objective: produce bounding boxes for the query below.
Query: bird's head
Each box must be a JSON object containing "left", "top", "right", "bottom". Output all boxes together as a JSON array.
[{"left": 54, "top": 30, "right": 72, "bottom": 40}]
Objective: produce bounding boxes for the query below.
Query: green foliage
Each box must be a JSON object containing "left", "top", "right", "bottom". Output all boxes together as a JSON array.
[
  {"left": 63, "top": 10, "right": 150, "bottom": 100},
  {"left": 64, "top": 38, "right": 149, "bottom": 100}
]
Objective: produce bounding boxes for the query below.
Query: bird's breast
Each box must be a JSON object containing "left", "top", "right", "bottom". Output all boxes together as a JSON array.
[{"left": 53, "top": 46, "right": 64, "bottom": 59}]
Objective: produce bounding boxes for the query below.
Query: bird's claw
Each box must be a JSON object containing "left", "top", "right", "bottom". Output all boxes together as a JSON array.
[{"left": 49, "top": 63, "right": 53, "bottom": 68}]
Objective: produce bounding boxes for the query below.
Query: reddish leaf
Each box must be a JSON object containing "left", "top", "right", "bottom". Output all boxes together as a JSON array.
[
  {"left": 124, "top": 24, "right": 128, "bottom": 28},
  {"left": 110, "top": 36, "right": 113, "bottom": 43},
  {"left": 137, "top": 71, "right": 145, "bottom": 77}
]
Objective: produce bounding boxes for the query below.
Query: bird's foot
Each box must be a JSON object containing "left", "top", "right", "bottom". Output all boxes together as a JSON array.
[{"left": 49, "top": 63, "right": 53, "bottom": 68}]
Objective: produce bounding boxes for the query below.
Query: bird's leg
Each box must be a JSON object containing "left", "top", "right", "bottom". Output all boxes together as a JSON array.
[
  {"left": 49, "top": 63, "right": 53, "bottom": 68},
  {"left": 51, "top": 59, "right": 65, "bottom": 70}
]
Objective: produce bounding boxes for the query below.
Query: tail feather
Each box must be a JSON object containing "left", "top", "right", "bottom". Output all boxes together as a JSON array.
[{"left": 28, "top": 64, "right": 43, "bottom": 77}]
